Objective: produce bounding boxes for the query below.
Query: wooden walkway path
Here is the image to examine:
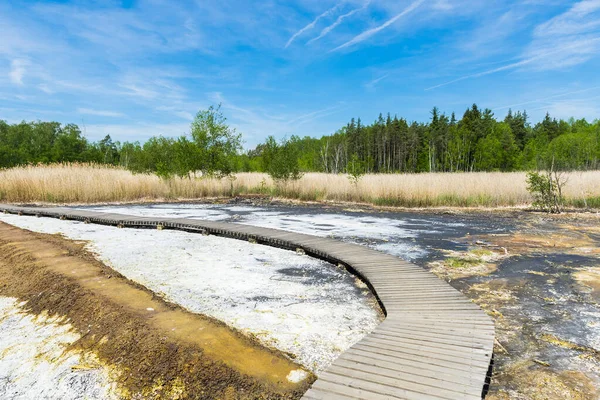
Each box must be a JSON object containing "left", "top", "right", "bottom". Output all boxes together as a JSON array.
[{"left": 0, "top": 204, "right": 494, "bottom": 399}]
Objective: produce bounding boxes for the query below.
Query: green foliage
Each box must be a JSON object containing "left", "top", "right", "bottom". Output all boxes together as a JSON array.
[
  {"left": 262, "top": 136, "right": 303, "bottom": 182},
  {"left": 526, "top": 170, "right": 566, "bottom": 213},
  {"left": 190, "top": 104, "right": 242, "bottom": 177},
  {"left": 474, "top": 122, "right": 519, "bottom": 171},
  {"left": 2, "top": 104, "right": 600, "bottom": 182},
  {"left": 347, "top": 153, "right": 364, "bottom": 185}
]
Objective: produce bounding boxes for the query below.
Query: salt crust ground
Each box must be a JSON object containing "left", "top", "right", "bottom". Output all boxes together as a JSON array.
[
  {"left": 0, "top": 297, "right": 116, "bottom": 399},
  {"left": 84, "top": 204, "right": 435, "bottom": 260},
  {"left": 0, "top": 214, "right": 381, "bottom": 374}
]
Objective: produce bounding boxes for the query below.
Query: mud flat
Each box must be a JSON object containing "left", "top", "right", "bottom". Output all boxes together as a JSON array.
[
  {"left": 0, "top": 213, "right": 382, "bottom": 374},
  {"left": 82, "top": 202, "right": 600, "bottom": 399},
  {"left": 0, "top": 222, "right": 313, "bottom": 399}
]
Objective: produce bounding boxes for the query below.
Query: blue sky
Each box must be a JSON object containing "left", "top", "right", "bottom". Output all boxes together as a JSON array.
[{"left": 1, "top": 0, "right": 600, "bottom": 148}]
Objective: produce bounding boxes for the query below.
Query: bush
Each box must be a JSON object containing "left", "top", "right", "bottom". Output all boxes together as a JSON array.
[
  {"left": 526, "top": 170, "right": 566, "bottom": 213},
  {"left": 347, "top": 153, "right": 364, "bottom": 186},
  {"left": 263, "top": 136, "right": 303, "bottom": 183}
]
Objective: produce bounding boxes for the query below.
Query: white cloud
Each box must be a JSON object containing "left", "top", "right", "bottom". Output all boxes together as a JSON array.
[
  {"left": 425, "top": 53, "right": 547, "bottom": 90},
  {"left": 83, "top": 122, "right": 190, "bottom": 141},
  {"left": 37, "top": 84, "right": 53, "bottom": 94},
  {"left": 307, "top": 1, "right": 370, "bottom": 45},
  {"left": 427, "top": 1, "right": 600, "bottom": 90},
  {"left": 534, "top": 0, "right": 600, "bottom": 37},
  {"left": 524, "top": 1, "right": 600, "bottom": 71},
  {"left": 493, "top": 86, "right": 600, "bottom": 111},
  {"left": 119, "top": 84, "right": 158, "bottom": 100},
  {"left": 155, "top": 105, "right": 195, "bottom": 121},
  {"left": 285, "top": 2, "right": 345, "bottom": 48},
  {"left": 209, "top": 92, "right": 345, "bottom": 148},
  {"left": 364, "top": 73, "right": 389, "bottom": 90},
  {"left": 332, "top": 0, "right": 425, "bottom": 51},
  {"left": 9, "top": 59, "right": 27, "bottom": 85},
  {"left": 527, "top": 96, "right": 600, "bottom": 120},
  {"left": 287, "top": 104, "right": 344, "bottom": 125},
  {"left": 77, "top": 108, "right": 124, "bottom": 117}
]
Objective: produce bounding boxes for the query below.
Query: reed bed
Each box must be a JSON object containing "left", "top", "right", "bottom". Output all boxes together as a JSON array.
[{"left": 1, "top": 163, "right": 599, "bottom": 208}]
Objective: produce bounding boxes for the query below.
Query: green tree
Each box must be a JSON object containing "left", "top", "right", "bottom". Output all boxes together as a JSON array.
[
  {"left": 262, "top": 136, "right": 303, "bottom": 182},
  {"left": 526, "top": 168, "right": 567, "bottom": 213},
  {"left": 190, "top": 104, "right": 242, "bottom": 176}
]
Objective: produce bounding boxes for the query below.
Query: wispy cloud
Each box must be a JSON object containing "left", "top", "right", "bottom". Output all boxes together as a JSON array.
[
  {"left": 288, "top": 104, "right": 344, "bottom": 125},
  {"left": 494, "top": 86, "right": 600, "bottom": 111},
  {"left": 534, "top": 0, "right": 600, "bottom": 37},
  {"left": 37, "top": 84, "right": 53, "bottom": 94},
  {"left": 156, "top": 105, "right": 196, "bottom": 121},
  {"left": 209, "top": 92, "right": 345, "bottom": 147},
  {"left": 428, "top": 0, "right": 600, "bottom": 90},
  {"left": 331, "top": 0, "right": 425, "bottom": 52},
  {"left": 119, "top": 84, "right": 159, "bottom": 100},
  {"left": 84, "top": 122, "right": 190, "bottom": 141},
  {"left": 9, "top": 59, "right": 27, "bottom": 85},
  {"left": 285, "top": 2, "right": 345, "bottom": 48},
  {"left": 364, "top": 73, "right": 389, "bottom": 90},
  {"left": 307, "top": 1, "right": 370, "bottom": 45},
  {"left": 77, "top": 108, "right": 125, "bottom": 117},
  {"left": 526, "top": 95, "right": 600, "bottom": 119},
  {"left": 425, "top": 54, "right": 544, "bottom": 90},
  {"left": 524, "top": 0, "right": 600, "bottom": 70}
]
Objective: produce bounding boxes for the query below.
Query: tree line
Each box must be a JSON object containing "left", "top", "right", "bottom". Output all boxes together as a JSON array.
[
  {"left": 1, "top": 104, "right": 599, "bottom": 177},
  {"left": 241, "top": 105, "right": 600, "bottom": 175}
]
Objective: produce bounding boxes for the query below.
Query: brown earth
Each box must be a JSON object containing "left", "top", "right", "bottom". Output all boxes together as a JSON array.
[
  {"left": 0, "top": 222, "right": 314, "bottom": 399},
  {"left": 452, "top": 219, "right": 600, "bottom": 399},
  {"left": 574, "top": 267, "right": 600, "bottom": 301},
  {"left": 487, "top": 361, "right": 598, "bottom": 400}
]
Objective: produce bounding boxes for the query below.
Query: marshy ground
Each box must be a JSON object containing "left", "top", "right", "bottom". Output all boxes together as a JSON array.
[
  {"left": 78, "top": 200, "right": 600, "bottom": 399},
  {"left": 1, "top": 200, "right": 599, "bottom": 399},
  {"left": 0, "top": 223, "right": 315, "bottom": 399}
]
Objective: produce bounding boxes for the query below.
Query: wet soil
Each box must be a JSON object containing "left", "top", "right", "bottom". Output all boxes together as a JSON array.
[
  {"left": 459, "top": 220, "right": 600, "bottom": 399},
  {"left": 25, "top": 199, "right": 600, "bottom": 398},
  {"left": 115, "top": 200, "right": 600, "bottom": 399},
  {"left": 0, "top": 222, "right": 313, "bottom": 399}
]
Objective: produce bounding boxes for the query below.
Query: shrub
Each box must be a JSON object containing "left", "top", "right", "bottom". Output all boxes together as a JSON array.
[
  {"left": 263, "top": 137, "right": 303, "bottom": 183},
  {"left": 347, "top": 154, "right": 365, "bottom": 186},
  {"left": 526, "top": 170, "right": 567, "bottom": 213}
]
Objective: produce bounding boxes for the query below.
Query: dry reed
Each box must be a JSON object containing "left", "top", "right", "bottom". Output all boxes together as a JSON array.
[{"left": 1, "top": 163, "right": 599, "bottom": 208}]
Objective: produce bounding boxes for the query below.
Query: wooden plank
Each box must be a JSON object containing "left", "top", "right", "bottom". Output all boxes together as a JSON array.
[
  {"left": 345, "top": 346, "right": 487, "bottom": 376},
  {"left": 337, "top": 351, "right": 484, "bottom": 384},
  {"left": 352, "top": 341, "right": 490, "bottom": 371},
  {"left": 325, "top": 364, "right": 482, "bottom": 399},
  {"left": 316, "top": 370, "right": 480, "bottom": 400}
]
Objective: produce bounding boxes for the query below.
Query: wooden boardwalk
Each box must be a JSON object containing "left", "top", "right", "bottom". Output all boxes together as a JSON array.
[{"left": 0, "top": 204, "right": 494, "bottom": 399}]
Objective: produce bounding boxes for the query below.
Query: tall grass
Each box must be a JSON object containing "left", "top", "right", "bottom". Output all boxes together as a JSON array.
[{"left": 1, "top": 163, "right": 599, "bottom": 208}]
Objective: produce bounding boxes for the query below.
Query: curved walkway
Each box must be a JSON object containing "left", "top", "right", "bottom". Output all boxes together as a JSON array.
[{"left": 0, "top": 204, "right": 494, "bottom": 399}]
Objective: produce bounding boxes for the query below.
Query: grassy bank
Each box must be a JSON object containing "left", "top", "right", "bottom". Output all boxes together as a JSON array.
[{"left": 1, "top": 163, "right": 599, "bottom": 208}]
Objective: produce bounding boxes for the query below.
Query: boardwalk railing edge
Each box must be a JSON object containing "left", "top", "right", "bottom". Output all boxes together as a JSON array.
[{"left": 0, "top": 204, "right": 495, "bottom": 400}]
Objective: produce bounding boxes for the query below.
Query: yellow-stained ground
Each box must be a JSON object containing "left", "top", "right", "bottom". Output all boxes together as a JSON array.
[{"left": 0, "top": 222, "right": 313, "bottom": 399}]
